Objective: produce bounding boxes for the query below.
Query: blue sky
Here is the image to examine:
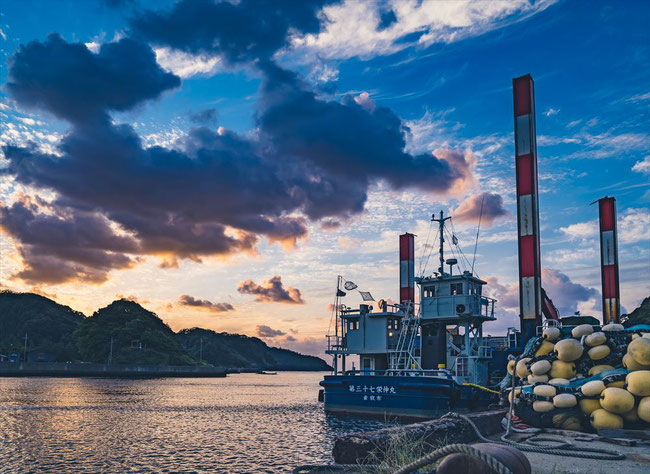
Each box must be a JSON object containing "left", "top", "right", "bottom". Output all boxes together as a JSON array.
[{"left": 0, "top": 0, "right": 648, "bottom": 356}]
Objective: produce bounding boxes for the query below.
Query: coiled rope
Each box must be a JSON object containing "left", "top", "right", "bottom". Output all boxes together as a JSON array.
[{"left": 392, "top": 442, "right": 512, "bottom": 474}]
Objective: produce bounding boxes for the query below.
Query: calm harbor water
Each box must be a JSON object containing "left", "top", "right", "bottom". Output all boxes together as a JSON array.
[{"left": 0, "top": 372, "right": 394, "bottom": 473}]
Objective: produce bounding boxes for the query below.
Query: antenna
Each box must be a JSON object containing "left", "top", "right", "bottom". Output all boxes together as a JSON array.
[
  {"left": 471, "top": 194, "right": 485, "bottom": 273},
  {"left": 431, "top": 210, "right": 451, "bottom": 275}
]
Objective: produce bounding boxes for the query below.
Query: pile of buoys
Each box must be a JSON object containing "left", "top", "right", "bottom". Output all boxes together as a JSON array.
[{"left": 504, "top": 323, "right": 650, "bottom": 432}]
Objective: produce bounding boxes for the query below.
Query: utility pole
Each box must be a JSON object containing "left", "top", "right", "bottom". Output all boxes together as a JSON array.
[
  {"left": 108, "top": 337, "right": 114, "bottom": 365},
  {"left": 23, "top": 333, "right": 28, "bottom": 362}
]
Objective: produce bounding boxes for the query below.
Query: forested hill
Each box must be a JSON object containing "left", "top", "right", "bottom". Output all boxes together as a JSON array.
[
  {"left": 0, "top": 292, "right": 331, "bottom": 370},
  {"left": 0, "top": 291, "right": 84, "bottom": 361},
  {"left": 75, "top": 299, "right": 196, "bottom": 366},
  {"left": 177, "top": 328, "right": 331, "bottom": 370}
]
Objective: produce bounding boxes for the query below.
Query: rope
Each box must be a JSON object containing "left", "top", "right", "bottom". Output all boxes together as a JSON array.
[
  {"left": 392, "top": 443, "right": 513, "bottom": 474},
  {"left": 457, "top": 411, "right": 625, "bottom": 460},
  {"left": 471, "top": 194, "right": 485, "bottom": 274},
  {"left": 417, "top": 220, "right": 434, "bottom": 277},
  {"left": 420, "top": 228, "right": 439, "bottom": 278},
  {"left": 489, "top": 356, "right": 624, "bottom": 460}
]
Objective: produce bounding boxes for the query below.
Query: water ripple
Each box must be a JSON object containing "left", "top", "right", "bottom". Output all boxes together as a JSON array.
[{"left": 0, "top": 373, "right": 396, "bottom": 473}]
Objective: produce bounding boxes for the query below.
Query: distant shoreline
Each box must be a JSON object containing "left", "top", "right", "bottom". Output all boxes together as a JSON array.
[{"left": 0, "top": 362, "right": 329, "bottom": 378}]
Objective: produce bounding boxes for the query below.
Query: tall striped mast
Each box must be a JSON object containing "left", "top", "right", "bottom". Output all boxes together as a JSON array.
[
  {"left": 513, "top": 74, "right": 543, "bottom": 343},
  {"left": 597, "top": 196, "right": 620, "bottom": 324},
  {"left": 399, "top": 233, "right": 415, "bottom": 311}
]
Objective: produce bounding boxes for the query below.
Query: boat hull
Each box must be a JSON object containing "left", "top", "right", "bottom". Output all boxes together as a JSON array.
[{"left": 320, "top": 374, "right": 495, "bottom": 421}]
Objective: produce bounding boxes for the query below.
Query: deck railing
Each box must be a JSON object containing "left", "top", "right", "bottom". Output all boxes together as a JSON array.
[{"left": 343, "top": 368, "right": 453, "bottom": 378}]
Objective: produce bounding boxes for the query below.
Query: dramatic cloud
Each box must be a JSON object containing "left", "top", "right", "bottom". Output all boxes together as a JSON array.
[
  {"left": 255, "top": 325, "right": 286, "bottom": 338},
  {"left": 540, "top": 267, "right": 599, "bottom": 315},
  {"left": 131, "top": 0, "right": 337, "bottom": 64},
  {"left": 178, "top": 294, "right": 234, "bottom": 312},
  {"left": 2, "top": 15, "right": 479, "bottom": 285},
  {"left": 257, "top": 63, "right": 475, "bottom": 199},
  {"left": 237, "top": 275, "right": 304, "bottom": 304},
  {"left": 7, "top": 34, "right": 179, "bottom": 123},
  {"left": 453, "top": 192, "right": 510, "bottom": 227},
  {"left": 0, "top": 200, "right": 138, "bottom": 284},
  {"left": 486, "top": 267, "right": 599, "bottom": 318}
]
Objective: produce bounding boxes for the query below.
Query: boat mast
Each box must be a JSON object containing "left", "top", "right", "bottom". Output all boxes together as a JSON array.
[{"left": 432, "top": 211, "right": 451, "bottom": 275}]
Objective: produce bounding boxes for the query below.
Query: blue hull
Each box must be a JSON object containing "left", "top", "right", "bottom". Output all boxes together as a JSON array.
[{"left": 320, "top": 374, "right": 495, "bottom": 420}]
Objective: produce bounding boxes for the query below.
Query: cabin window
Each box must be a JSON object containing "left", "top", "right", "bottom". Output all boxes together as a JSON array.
[
  {"left": 347, "top": 319, "right": 359, "bottom": 331},
  {"left": 424, "top": 287, "right": 436, "bottom": 298},
  {"left": 450, "top": 283, "right": 463, "bottom": 295}
]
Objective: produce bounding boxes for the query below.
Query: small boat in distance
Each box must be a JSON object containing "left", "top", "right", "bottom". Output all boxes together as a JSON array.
[{"left": 320, "top": 210, "right": 507, "bottom": 420}]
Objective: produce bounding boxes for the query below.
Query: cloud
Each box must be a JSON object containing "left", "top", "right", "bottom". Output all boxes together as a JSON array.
[
  {"left": 3, "top": 18, "right": 481, "bottom": 285},
  {"left": 272, "top": 335, "right": 326, "bottom": 357},
  {"left": 116, "top": 294, "right": 149, "bottom": 304},
  {"left": 540, "top": 267, "right": 599, "bottom": 315},
  {"left": 484, "top": 276, "right": 520, "bottom": 309},
  {"left": 486, "top": 267, "right": 600, "bottom": 319},
  {"left": 625, "top": 92, "right": 650, "bottom": 104},
  {"left": 256, "top": 325, "right": 286, "bottom": 338},
  {"left": 321, "top": 219, "right": 341, "bottom": 231},
  {"left": 188, "top": 108, "right": 218, "bottom": 125},
  {"left": 0, "top": 200, "right": 138, "bottom": 284},
  {"left": 257, "top": 62, "right": 476, "bottom": 202},
  {"left": 559, "top": 208, "right": 649, "bottom": 244},
  {"left": 543, "top": 107, "right": 560, "bottom": 117},
  {"left": 154, "top": 47, "right": 222, "bottom": 78},
  {"left": 453, "top": 192, "right": 510, "bottom": 227},
  {"left": 131, "top": 0, "right": 336, "bottom": 64},
  {"left": 237, "top": 275, "right": 304, "bottom": 304},
  {"left": 7, "top": 34, "right": 180, "bottom": 123},
  {"left": 542, "top": 129, "right": 649, "bottom": 161},
  {"left": 353, "top": 92, "right": 376, "bottom": 112},
  {"left": 632, "top": 156, "right": 650, "bottom": 175},
  {"left": 558, "top": 221, "right": 598, "bottom": 241},
  {"left": 178, "top": 294, "right": 234, "bottom": 312},
  {"left": 289, "top": 0, "right": 556, "bottom": 61}
]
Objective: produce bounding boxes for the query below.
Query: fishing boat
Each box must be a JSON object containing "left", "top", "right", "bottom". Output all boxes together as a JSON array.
[{"left": 320, "top": 211, "right": 504, "bottom": 420}]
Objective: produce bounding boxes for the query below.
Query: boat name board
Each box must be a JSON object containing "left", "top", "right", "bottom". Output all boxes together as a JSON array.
[{"left": 348, "top": 384, "right": 396, "bottom": 394}]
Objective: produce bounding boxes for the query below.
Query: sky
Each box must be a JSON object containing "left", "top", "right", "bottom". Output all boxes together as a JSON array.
[{"left": 0, "top": 0, "right": 648, "bottom": 357}]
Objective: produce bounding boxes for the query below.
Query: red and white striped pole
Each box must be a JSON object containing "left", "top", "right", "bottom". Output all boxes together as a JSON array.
[
  {"left": 597, "top": 196, "right": 620, "bottom": 324},
  {"left": 513, "top": 74, "right": 542, "bottom": 343},
  {"left": 399, "top": 233, "right": 415, "bottom": 309}
]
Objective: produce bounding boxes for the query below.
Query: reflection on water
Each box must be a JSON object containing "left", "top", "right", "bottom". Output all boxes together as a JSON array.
[{"left": 0, "top": 373, "right": 397, "bottom": 473}]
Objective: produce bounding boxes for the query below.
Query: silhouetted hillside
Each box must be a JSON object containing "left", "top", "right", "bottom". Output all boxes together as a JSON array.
[
  {"left": 0, "top": 291, "right": 84, "bottom": 361},
  {"left": 75, "top": 300, "right": 197, "bottom": 365},
  {"left": 624, "top": 296, "right": 650, "bottom": 327},
  {"left": 0, "top": 292, "right": 331, "bottom": 370},
  {"left": 177, "top": 328, "right": 331, "bottom": 370},
  {"left": 266, "top": 346, "right": 331, "bottom": 371}
]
